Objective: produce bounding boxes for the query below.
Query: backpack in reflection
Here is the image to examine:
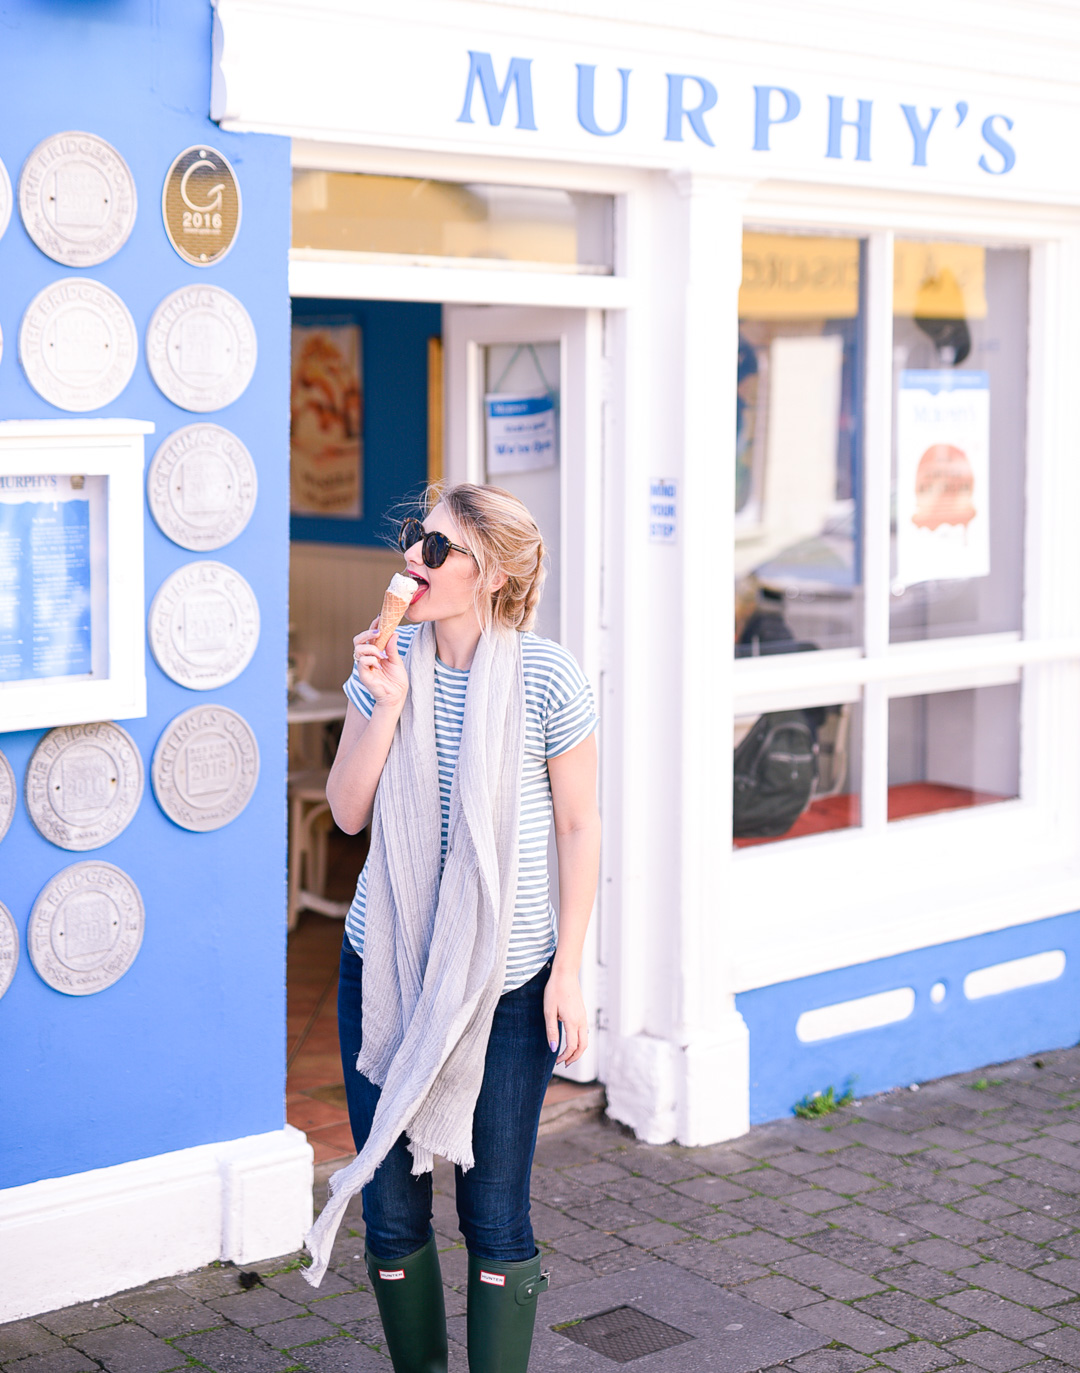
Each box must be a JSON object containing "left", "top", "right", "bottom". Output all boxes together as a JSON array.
[{"left": 733, "top": 710, "right": 819, "bottom": 839}]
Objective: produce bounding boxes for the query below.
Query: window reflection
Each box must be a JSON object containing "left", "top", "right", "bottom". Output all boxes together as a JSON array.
[
  {"left": 890, "top": 243, "right": 1028, "bottom": 642},
  {"left": 735, "top": 232, "right": 865, "bottom": 654}
]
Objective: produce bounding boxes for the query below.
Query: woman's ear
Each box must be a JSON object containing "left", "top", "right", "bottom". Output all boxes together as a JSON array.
[{"left": 490, "top": 571, "right": 509, "bottom": 592}]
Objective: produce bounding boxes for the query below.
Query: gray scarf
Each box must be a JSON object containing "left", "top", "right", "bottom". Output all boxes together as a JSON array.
[{"left": 303, "top": 622, "right": 525, "bottom": 1285}]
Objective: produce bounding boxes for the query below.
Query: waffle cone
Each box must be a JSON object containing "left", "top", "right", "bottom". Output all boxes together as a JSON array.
[{"left": 373, "top": 591, "right": 411, "bottom": 651}]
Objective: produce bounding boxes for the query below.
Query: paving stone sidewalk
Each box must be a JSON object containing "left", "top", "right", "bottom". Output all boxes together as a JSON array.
[{"left": 9, "top": 1049, "right": 1080, "bottom": 1372}]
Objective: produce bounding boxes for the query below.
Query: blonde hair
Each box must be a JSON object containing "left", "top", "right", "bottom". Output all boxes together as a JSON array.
[{"left": 423, "top": 482, "right": 546, "bottom": 633}]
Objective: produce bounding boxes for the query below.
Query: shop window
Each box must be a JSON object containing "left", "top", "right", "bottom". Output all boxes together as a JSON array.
[
  {"left": 891, "top": 244, "right": 1028, "bottom": 643},
  {"left": 736, "top": 232, "right": 865, "bottom": 654},
  {"left": 734, "top": 228, "right": 1030, "bottom": 850},
  {"left": 887, "top": 682, "right": 1020, "bottom": 823},
  {"left": 733, "top": 699, "right": 862, "bottom": 848},
  {"left": 292, "top": 172, "right": 614, "bottom": 275}
]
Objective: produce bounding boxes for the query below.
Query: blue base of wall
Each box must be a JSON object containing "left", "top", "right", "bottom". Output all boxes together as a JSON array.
[{"left": 736, "top": 911, "right": 1080, "bottom": 1124}]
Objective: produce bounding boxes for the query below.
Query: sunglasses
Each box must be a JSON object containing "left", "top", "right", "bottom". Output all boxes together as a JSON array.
[{"left": 398, "top": 517, "right": 476, "bottom": 569}]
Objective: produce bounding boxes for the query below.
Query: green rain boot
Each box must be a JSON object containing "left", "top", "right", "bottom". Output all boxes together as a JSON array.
[
  {"left": 466, "top": 1250, "right": 550, "bottom": 1373},
  {"left": 365, "top": 1234, "right": 448, "bottom": 1373}
]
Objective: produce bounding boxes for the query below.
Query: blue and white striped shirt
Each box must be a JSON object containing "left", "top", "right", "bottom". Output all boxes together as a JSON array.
[{"left": 343, "top": 627, "right": 598, "bottom": 992}]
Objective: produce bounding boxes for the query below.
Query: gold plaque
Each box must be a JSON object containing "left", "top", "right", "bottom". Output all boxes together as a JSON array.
[{"left": 162, "top": 145, "right": 241, "bottom": 267}]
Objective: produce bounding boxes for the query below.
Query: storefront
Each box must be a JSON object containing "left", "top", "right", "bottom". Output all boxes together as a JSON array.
[{"left": 4, "top": 0, "right": 1080, "bottom": 1323}]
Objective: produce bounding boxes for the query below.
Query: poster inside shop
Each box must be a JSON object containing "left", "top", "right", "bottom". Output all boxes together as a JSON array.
[
  {"left": 0, "top": 474, "right": 104, "bottom": 684},
  {"left": 290, "top": 322, "right": 363, "bottom": 517},
  {"left": 895, "top": 370, "right": 990, "bottom": 587},
  {"left": 485, "top": 393, "right": 557, "bottom": 476}
]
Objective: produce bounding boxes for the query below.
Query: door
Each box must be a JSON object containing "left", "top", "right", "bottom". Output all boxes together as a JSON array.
[{"left": 444, "top": 305, "right": 603, "bottom": 1083}]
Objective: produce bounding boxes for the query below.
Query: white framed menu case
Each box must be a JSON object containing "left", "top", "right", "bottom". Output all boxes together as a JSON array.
[{"left": 0, "top": 419, "right": 153, "bottom": 733}]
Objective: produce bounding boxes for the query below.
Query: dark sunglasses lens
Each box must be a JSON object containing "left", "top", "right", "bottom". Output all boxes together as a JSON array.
[
  {"left": 422, "top": 532, "right": 452, "bottom": 568},
  {"left": 399, "top": 518, "right": 425, "bottom": 551}
]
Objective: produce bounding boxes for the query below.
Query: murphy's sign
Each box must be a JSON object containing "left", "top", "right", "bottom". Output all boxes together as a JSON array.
[{"left": 212, "top": 3, "right": 1073, "bottom": 200}]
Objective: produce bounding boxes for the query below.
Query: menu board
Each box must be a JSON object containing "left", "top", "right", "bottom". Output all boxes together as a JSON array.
[{"left": 0, "top": 475, "right": 101, "bottom": 683}]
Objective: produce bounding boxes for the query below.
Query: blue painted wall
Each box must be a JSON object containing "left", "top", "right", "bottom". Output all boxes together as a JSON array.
[
  {"left": 738, "top": 911, "right": 1080, "bottom": 1124},
  {"left": 0, "top": 1, "right": 291, "bottom": 1188},
  {"left": 289, "top": 298, "right": 441, "bottom": 546}
]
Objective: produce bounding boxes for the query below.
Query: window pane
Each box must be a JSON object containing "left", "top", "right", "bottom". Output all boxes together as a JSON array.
[
  {"left": 891, "top": 244, "right": 1028, "bottom": 642},
  {"left": 735, "top": 232, "right": 865, "bottom": 656},
  {"left": 292, "top": 172, "right": 614, "bottom": 275},
  {"left": 734, "top": 700, "right": 861, "bottom": 847},
  {"left": 887, "top": 681, "right": 1020, "bottom": 822}
]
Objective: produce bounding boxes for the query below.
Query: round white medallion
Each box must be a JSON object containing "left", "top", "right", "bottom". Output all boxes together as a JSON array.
[
  {"left": 152, "top": 705, "right": 260, "bottom": 832},
  {"left": 0, "top": 155, "right": 12, "bottom": 243},
  {"left": 0, "top": 903, "right": 18, "bottom": 1001},
  {"left": 19, "top": 131, "right": 137, "bottom": 267},
  {"left": 147, "top": 424, "right": 257, "bottom": 551},
  {"left": 26, "top": 722, "right": 144, "bottom": 851},
  {"left": 0, "top": 748, "right": 15, "bottom": 846},
  {"left": 146, "top": 285, "right": 256, "bottom": 412},
  {"left": 148, "top": 560, "right": 260, "bottom": 690},
  {"left": 19, "top": 278, "right": 137, "bottom": 411},
  {"left": 28, "top": 861, "right": 144, "bottom": 996}
]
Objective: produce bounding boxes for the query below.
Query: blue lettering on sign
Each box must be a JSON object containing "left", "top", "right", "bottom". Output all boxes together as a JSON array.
[
  {"left": 826, "top": 95, "right": 873, "bottom": 161},
  {"left": 664, "top": 73, "right": 718, "bottom": 146},
  {"left": 457, "top": 51, "right": 537, "bottom": 130},
  {"left": 452, "top": 51, "right": 1017, "bottom": 178},
  {"left": 753, "top": 86, "right": 801, "bottom": 151},
  {"left": 901, "top": 104, "right": 941, "bottom": 167},
  {"left": 979, "top": 114, "right": 1016, "bottom": 175},
  {"left": 577, "top": 64, "right": 631, "bottom": 137}
]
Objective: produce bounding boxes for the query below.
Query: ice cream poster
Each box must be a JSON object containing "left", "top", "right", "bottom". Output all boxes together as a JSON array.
[
  {"left": 290, "top": 323, "right": 363, "bottom": 518},
  {"left": 895, "top": 370, "right": 990, "bottom": 587},
  {"left": 485, "top": 393, "right": 557, "bottom": 476}
]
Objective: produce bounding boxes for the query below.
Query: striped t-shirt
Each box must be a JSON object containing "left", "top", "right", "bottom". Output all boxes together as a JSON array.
[{"left": 343, "top": 626, "right": 598, "bottom": 992}]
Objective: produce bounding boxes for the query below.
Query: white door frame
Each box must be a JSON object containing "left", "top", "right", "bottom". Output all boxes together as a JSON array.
[{"left": 444, "top": 304, "right": 606, "bottom": 1083}]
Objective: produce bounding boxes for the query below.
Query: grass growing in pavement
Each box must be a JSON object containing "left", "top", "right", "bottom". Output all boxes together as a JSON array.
[{"left": 793, "top": 1082, "right": 855, "bottom": 1119}]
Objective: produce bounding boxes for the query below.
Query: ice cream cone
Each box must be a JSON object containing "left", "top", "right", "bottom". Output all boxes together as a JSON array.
[{"left": 373, "top": 590, "right": 411, "bottom": 651}]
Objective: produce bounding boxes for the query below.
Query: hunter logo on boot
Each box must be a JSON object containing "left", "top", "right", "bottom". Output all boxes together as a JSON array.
[
  {"left": 378, "top": 1269, "right": 406, "bottom": 1280},
  {"left": 479, "top": 1271, "right": 506, "bottom": 1286}
]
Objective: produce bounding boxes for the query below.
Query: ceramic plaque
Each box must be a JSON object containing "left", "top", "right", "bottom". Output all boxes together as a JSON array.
[
  {"left": 0, "top": 749, "right": 15, "bottom": 846},
  {"left": 28, "top": 861, "right": 144, "bottom": 996},
  {"left": 148, "top": 560, "right": 259, "bottom": 689},
  {"left": 19, "top": 278, "right": 137, "bottom": 411},
  {"left": 162, "top": 145, "right": 242, "bottom": 267},
  {"left": 19, "top": 132, "right": 137, "bottom": 267},
  {"left": 0, "top": 903, "right": 17, "bottom": 1001},
  {"left": 26, "top": 722, "right": 144, "bottom": 851},
  {"left": 146, "top": 285, "right": 256, "bottom": 412},
  {"left": 147, "top": 423, "right": 257, "bottom": 551},
  {"left": 152, "top": 705, "right": 260, "bottom": 831}
]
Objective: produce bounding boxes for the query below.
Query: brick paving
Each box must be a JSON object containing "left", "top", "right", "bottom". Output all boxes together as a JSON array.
[{"left": 8, "top": 1047, "right": 1080, "bottom": 1371}]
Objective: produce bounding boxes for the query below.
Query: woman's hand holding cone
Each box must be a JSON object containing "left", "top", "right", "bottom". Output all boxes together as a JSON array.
[{"left": 353, "top": 617, "right": 409, "bottom": 710}]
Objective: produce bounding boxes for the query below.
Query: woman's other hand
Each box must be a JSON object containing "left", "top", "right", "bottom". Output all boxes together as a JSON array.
[
  {"left": 353, "top": 618, "right": 409, "bottom": 712},
  {"left": 543, "top": 965, "right": 588, "bottom": 1067}
]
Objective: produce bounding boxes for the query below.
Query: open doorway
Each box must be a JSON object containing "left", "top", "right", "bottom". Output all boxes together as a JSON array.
[{"left": 285, "top": 297, "right": 604, "bottom": 1166}]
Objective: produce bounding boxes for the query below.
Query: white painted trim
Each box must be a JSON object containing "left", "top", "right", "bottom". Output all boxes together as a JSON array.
[
  {"left": 964, "top": 949, "right": 1066, "bottom": 999},
  {"left": 0, "top": 1127, "right": 313, "bottom": 1323},
  {"left": 0, "top": 420, "right": 153, "bottom": 734},
  {"left": 289, "top": 255, "right": 633, "bottom": 309},
  {"left": 796, "top": 987, "right": 915, "bottom": 1043}
]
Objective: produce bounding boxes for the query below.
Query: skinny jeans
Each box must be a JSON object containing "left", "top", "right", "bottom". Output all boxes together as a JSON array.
[{"left": 337, "top": 935, "right": 557, "bottom": 1262}]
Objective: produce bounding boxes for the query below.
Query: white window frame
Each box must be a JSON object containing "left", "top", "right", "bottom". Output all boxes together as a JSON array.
[
  {"left": 0, "top": 419, "right": 152, "bottom": 734},
  {"left": 728, "top": 189, "right": 1080, "bottom": 995}
]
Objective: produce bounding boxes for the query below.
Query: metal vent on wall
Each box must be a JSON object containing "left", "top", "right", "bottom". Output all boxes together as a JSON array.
[{"left": 554, "top": 1306, "right": 695, "bottom": 1362}]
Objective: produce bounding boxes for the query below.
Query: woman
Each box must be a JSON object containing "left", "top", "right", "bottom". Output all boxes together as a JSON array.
[{"left": 305, "top": 484, "right": 601, "bottom": 1373}]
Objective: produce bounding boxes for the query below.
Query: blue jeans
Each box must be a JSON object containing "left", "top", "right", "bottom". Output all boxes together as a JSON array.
[{"left": 337, "top": 936, "right": 557, "bottom": 1262}]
